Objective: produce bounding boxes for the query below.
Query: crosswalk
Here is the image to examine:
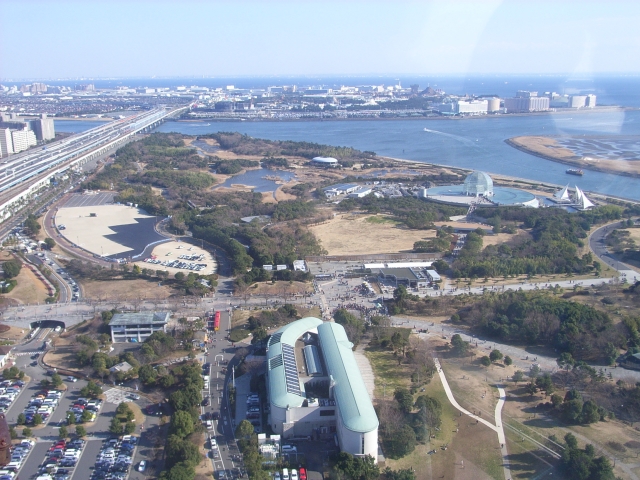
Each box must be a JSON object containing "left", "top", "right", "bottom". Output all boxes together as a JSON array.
[{"left": 13, "top": 351, "right": 43, "bottom": 356}]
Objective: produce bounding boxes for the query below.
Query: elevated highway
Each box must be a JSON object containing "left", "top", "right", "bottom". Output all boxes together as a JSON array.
[{"left": 0, "top": 105, "right": 188, "bottom": 221}]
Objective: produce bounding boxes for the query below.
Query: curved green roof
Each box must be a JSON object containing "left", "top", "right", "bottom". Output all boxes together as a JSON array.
[
  {"left": 267, "top": 317, "right": 323, "bottom": 409},
  {"left": 317, "top": 322, "right": 379, "bottom": 433}
]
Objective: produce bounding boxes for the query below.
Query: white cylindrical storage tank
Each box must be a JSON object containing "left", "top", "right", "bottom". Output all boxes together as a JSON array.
[{"left": 487, "top": 98, "right": 501, "bottom": 112}]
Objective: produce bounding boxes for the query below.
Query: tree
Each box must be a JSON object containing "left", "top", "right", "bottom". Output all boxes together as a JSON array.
[
  {"left": 81, "top": 410, "right": 93, "bottom": 423},
  {"left": 2, "top": 259, "right": 21, "bottom": 279},
  {"left": 504, "top": 355, "right": 513, "bottom": 367},
  {"left": 489, "top": 349, "right": 503, "bottom": 363},
  {"left": 24, "top": 214, "right": 41, "bottom": 236},
  {"left": 9, "top": 426, "right": 16, "bottom": 440},
  {"left": 51, "top": 373, "right": 63, "bottom": 388},
  {"left": 109, "top": 417, "right": 122, "bottom": 434},
  {"left": 512, "top": 371, "right": 524, "bottom": 384},
  {"left": 22, "top": 427, "right": 32, "bottom": 437},
  {"left": 480, "top": 356, "right": 491, "bottom": 367},
  {"left": 535, "top": 373, "right": 554, "bottom": 395},
  {"left": 75, "top": 425, "right": 86, "bottom": 437},
  {"left": 59, "top": 425, "right": 68, "bottom": 438},
  {"left": 450, "top": 334, "right": 468, "bottom": 356},
  {"left": 33, "top": 414, "right": 43, "bottom": 426},
  {"left": 564, "top": 432, "right": 578, "bottom": 449},
  {"left": 581, "top": 400, "right": 601, "bottom": 424},
  {"left": 175, "top": 272, "right": 185, "bottom": 282},
  {"left": 16, "top": 413, "right": 25, "bottom": 425},
  {"left": 80, "top": 380, "right": 102, "bottom": 398},
  {"left": 385, "top": 424, "right": 416, "bottom": 458},
  {"left": 394, "top": 388, "right": 414, "bottom": 414},
  {"left": 235, "top": 419, "right": 254, "bottom": 439},
  {"left": 170, "top": 410, "right": 195, "bottom": 438},
  {"left": 124, "top": 422, "right": 136, "bottom": 434},
  {"left": 557, "top": 352, "right": 576, "bottom": 370},
  {"left": 66, "top": 412, "right": 75, "bottom": 425},
  {"left": 44, "top": 237, "right": 56, "bottom": 250},
  {"left": 160, "top": 464, "right": 197, "bottom": 480}
]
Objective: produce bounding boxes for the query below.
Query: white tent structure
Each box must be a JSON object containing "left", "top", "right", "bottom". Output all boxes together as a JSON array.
[{"left": 554, "top": 184, "right": 571, "bottom": 202}]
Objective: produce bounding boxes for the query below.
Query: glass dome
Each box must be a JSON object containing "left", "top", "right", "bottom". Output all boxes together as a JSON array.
[{"left": 463, "top": 171, "right": 494, "bottom": 196}]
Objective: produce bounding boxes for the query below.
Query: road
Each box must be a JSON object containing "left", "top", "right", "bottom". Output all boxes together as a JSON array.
[{"left": 589, "top": 221, "right": 639, "bottom": 282}]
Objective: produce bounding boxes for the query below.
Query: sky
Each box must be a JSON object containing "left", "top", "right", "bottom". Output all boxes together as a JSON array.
[{"left": 1, "top": 0, "right": 639, "bottom": 79}]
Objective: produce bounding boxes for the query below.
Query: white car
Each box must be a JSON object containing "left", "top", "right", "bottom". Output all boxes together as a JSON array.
[
  {"left": 67, "top": 376, "right": 77, "bottom": 382},
  {"left": 138, "top": 460, "right": 146, "bottom": 472}
]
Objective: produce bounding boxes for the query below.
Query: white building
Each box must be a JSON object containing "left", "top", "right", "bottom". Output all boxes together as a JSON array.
[
  {"left": 348, "top": 187, "right": 373, "bottom": 198},
  {"left": 0, "top": 129, "right": 13, "bottom": 157},
  {"left": 267, "top": 318, "right": 379, "bottom": 461},
  {"left": 312, "top": 156, "right": 338, "bottom": 167},
  {"left": 504, "top": 94, "right": 549, "bottom": 113},
  {"left": 569, "top": 96, "right": 587, "bottom": 108},
  {"left": 11, "top": 129, "right": 36, "bottom": 153},
  {"left": 109, "top": 312, "right": 170, "bottom": 343},
  {"left": 456, "top": 100, "right": 488, "bottom": 115}
]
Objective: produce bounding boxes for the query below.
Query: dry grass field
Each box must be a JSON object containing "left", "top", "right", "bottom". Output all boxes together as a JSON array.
[
  {"left": 81, "top": 278, "right": 173, "bottom": 302},
  {"left": 310, "top": 215, "right": 435, "bottom": 255},
  {"left": 4, "top": 267, "right": 50, "bottom": 304}
]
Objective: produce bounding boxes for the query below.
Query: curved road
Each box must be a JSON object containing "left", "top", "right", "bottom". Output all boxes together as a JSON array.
[{"left": 589, "top": 221, "right": 639, "bottom": 282}]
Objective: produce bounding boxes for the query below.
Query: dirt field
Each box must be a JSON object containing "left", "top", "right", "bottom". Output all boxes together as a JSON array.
[
  {"left": 310, "top": 215, "right": 435, "bottom": 255},
  {"left": 4, "top": 266, "right": 50, "bottom": 304},
  {"left": 81, "top": 278, "right": 173, "bottom": 302},
  {"left": 0, "top": 325, "right": 27, "bottom": 342},
  {"left": 132, "top": 241, "right": 217, "bottom": 276}
]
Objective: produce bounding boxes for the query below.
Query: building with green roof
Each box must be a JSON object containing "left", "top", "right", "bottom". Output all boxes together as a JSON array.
[{"left": 267, "top": 317, "right": 378, "bottom": 461}]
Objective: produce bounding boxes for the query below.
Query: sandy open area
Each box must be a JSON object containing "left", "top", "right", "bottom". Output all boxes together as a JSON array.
[
  {"left": 55, "top": 205, "right": 159, "bottom": 257},
  {"left": 509, "top": 135, "right": 640, "bottom": 176},
  {"left": 132, "top": 241, "right": 217, "bottom": 276},
  {"left": 310, "top": 215, "right": 435, "bottom": 255},
  {"left": 623, "top": 227, "right": 640, "bottom": 244}
]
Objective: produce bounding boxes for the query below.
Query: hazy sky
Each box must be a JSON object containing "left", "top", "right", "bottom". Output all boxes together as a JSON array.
[{"left": 2, "top": 0, "right": 639, "bottom": 79}]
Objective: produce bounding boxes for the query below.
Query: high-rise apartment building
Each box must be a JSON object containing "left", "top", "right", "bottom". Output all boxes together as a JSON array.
[
  {"left": 30, "top": 115, "right": 55, "bottom": 141},
  {"left": 0, "top": 129, "right": 13, "bottom": 158},
  {"left": 11, "top": 129, "right": 37, "bottom": 153}
]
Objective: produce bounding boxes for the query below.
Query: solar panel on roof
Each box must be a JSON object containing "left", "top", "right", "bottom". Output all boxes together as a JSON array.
[
  {"left": 281, "top": 344, "right": 302, "bottom": 395},
  {"left": 268, "top": 333, "right": 283, "bottom": 347},
  {"left": 269, "top": 355, "right": 283, "bottom": 370}
]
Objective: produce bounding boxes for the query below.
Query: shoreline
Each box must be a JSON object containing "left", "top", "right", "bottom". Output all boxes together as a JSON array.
[
  {"left": 172, "top": 106, "right": 632, "bottom": 123},
  {"left": 504, "top": 137, "right": 640, "bottom": 179},
  {"left": 379, "top": 155, "right": 640, "bottom": 205}
]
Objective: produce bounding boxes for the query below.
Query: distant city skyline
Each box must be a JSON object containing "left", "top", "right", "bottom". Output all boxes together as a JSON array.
[{"left": 2, "top": 0, "right": 639, "bottom": 79}]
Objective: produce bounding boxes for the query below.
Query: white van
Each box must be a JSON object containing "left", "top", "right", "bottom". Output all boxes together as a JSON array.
[{"left": 282, "top": 469, "right": 289, "bottom": 480}]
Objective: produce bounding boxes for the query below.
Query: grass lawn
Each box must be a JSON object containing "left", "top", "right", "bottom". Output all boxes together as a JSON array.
[{"left": 365, "top": 340, "right": 503, "bottom": 479}]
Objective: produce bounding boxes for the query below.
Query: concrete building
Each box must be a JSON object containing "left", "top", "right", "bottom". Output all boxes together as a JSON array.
[
  {"left": 504, "top": 95, "right": 549, "bottom": 113},
  {"left": 109, "top": 312, "right": 170, "bottom": 343},
  {"left": 30, "top": 115, "right": 55, "bottom": 141},
  {"left": 455, "top": 100, "right": 488, "bottom": 115},
  {"left": 569, "top": 96, "right": 587, "bottom": 108},
  {"left": 11, "top": 129, "right": 37, "bottom": 153},
  {"left": 323, "top": 183, "right": 359, "bottom": 198},
  {"left": 378, "top": 267, "right": 430, "bottom": 288},
  {"left": 0, "top": 129, "right": 13, "bottom": 158},
  {"left": 586, "top": 94, "right": 597, "bottom": 107},
  {"left": 267, "top": 318, "right": 379, "bottom": 461},
  {"left": 348, "top": 187, "right": 373, "bottom": 198},
  {"left": 486, "top": 98, "right": 501, "bottom": 112}
]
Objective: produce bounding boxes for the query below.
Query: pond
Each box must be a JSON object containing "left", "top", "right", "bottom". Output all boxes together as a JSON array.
[{"left": 215, "top": 168, "right": 296, "bottom": 192}]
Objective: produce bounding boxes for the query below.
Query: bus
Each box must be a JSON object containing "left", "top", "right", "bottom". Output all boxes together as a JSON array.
[{"left": 213, "top": 311, "right": 221, "bottom": 331}]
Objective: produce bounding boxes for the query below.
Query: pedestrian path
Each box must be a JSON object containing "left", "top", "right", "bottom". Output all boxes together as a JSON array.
[{"left": 434, "top": 358, "right": 510, "bottom": 480}]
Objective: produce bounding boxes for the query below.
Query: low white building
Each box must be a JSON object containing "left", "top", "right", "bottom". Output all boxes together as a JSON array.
[
  {"left": 348, "top": 187, "right": 373, "bottom": 198},
  {"left": 109, "top": 312, "right": 170, "bottom": 343}
]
